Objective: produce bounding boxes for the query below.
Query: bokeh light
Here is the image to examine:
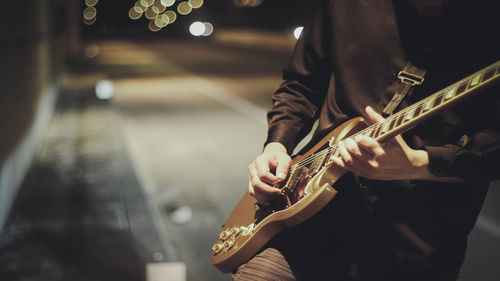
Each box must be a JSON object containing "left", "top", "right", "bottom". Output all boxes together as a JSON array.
[
  {"left": 140, "top": 0, "right": 155, "bottom": 7},
  {"left": 148, "top": 20, "right": 162, "bottom": 32},
  {"left": 154, "top": 15, "right": 168, "bottom": 28},
  {"left": 145, "top": 6, "right": 159, "bottom": 19},
  {"left": 294, "top": 26, "right": 304, "bottom": 39},
  {"left": 160, "top": 0, "right": 176, "bottom": 7},
  {"left": 129, "top": 6, "right": 143, "bottom": 20},
  {"left": 84, "top": 17, "right": 97, "bottom": 25},
  {"left": 202, "top": 22, "right": 214, "bottom": 36},
  {"left": 83, "top": 6, "right": 97, "bottom": 20},
  {"left": 85, "top": 0, "right": 99, "bottom": 7},
  {"left": 95, "top": 80, "right": 114, "bottom": 100},
  {"left": 189, "top": 0, "right": 204, "bottom": 9},
  {"left": 177, "top": 1, "right": 192, "bottom": 15},
  {"left": 158, "top": 14, "right": 170, "bottom": 25},
  {"left": 164, "top": 10, "right": 177, "bottom": 24},
  {"left": 189, "top": 21, "right": 205, "bottom": 36},
  {"left": 134, "top": 1, "right": 147, "bottom": 12},
  {"left": 85, "top": 44, "right": 99, "bottom": 58},
  {"left": 234, "top": 0, "right": 262, "bottom": 7},
  {"left": 153, "top": 1, "right": 167, "bottom": 13}
]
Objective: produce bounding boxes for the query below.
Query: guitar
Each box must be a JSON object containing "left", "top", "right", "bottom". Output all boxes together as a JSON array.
[{"left": 210, "top": 60, "right": 500, "bottom": 273}]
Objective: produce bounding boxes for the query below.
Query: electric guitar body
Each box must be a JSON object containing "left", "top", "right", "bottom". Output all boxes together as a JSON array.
[
  {"left": 210, "top": 60, "right": 500, "bottom": 273},
  {"left": 211, "top": 117, "right": 367, "bottom": 273}
]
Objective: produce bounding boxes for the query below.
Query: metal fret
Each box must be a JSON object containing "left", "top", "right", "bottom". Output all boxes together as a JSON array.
[
  {"left": 396, "top": 113, "right": 405, "bottom": 127},
  {"left": 413, "top": 104, "right": 423, "bottom": 118},
  {"left": 284, "top": 166, "right": 300, "bottom": 188},
  {"left": 323, "top": 149, "right": 335, "bottom": 165},
  {"left": 432, "top": 94, "right": 444, "bottom": 108},
  {"left": 380, "top": 120, "right": 391, "bottom": 134},
  {"left": 372, "top": 61, "right": 499, "bottom": 142},
  {"left": 483, "top": 67, "right": 496, "bottom": 81},
  {"left": 456, "top": 82, "right": 468, "bottom": 96},
  {"left": 373, "top": 124, "right": 382, "bottom": 138},
  {"left": 309, "top": 153, "right": 326, "bottom": 175},
  {"left": 388, "top": 117, "right": 397, "bottom": 131}
]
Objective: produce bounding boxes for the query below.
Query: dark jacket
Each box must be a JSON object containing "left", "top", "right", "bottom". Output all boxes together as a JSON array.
[{"left": 265, "top": 0, "right": 500, "bottom": 277}]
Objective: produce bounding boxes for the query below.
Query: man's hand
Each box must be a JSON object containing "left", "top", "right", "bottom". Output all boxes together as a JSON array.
[
  {"left": 248, "top": 142, "right": 291, "bottom": 204},
  {"left": 330, "top": 106, "right": 432, "bottom": 181}
]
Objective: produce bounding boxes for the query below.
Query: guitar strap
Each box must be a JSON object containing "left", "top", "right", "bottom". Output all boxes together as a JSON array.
[{"left": 382, "top": 62, "right": 426, "bottom": 116}]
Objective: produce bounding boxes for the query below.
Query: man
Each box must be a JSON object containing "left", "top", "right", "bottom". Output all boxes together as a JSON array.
[{"left": 234, "top": 0, "right": 499, "bottom": 280}]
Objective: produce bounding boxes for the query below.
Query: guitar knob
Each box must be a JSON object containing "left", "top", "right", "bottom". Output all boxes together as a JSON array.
[
  {"left": 233, "top": 226, "right": 243, "bottom": 236},
  {"left": 212, "top": 242, "right": 224, "bottom": 254},
  {"left": 223, "top": 237, "right": 236, "bottom": 251},
  {"left": 220, "top": 229, "right": 231, "bottom": 240}
]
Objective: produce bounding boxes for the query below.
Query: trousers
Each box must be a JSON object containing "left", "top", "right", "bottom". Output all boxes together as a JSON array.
[{"left": 232, "top": 176, "right": 462, "bottom": 281}]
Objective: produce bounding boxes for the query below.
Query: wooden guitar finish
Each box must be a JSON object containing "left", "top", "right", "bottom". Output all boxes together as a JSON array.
[{"left": 210, "top": 61, "right": 500, "bottom": 273}]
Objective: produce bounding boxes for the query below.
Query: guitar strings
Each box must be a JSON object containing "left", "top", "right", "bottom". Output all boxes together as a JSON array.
[
  {"left": 293, "top": 118, "right": 383, "bottom": 169},
  {"left": 290, "top": 101, "right": 419, "bottom": 170},
  {"left": 281, "top": 62, "right": 498, "bottom": 185},
  {"left": 287, "top": 62, "right": 497, "bottom": 172},
  {"left": 288, "top": 66, "right": 490, "bottom": 170}
]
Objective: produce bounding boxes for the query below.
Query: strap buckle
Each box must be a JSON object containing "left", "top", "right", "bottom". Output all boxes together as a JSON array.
[{"left": 397, "top": 70, "right": 425, "bottom": 86}]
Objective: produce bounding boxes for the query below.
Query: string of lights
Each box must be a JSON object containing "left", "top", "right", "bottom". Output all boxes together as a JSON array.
[
  {"left": 128, "top": 0, "right": 204, "bottom": 32},
  {"left": 82, "top": 0, "right": 274, "bottom": 35},
  {"left": 83, "top": 0, "right": 99, "bottom": 25}
]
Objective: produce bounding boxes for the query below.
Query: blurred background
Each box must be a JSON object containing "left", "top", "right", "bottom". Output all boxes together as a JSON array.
[{"left": 0, "top": 0, "right": 498, "bottom": 280}]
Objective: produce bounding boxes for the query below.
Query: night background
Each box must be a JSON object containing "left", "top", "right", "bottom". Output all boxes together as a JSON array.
[{"left": 0, "top": 1, "right": 499, "bottom": 280}]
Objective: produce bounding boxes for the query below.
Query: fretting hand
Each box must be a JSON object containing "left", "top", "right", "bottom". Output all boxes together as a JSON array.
[{"left": 330, "top": 106, "right": 432, "bottom": 181}]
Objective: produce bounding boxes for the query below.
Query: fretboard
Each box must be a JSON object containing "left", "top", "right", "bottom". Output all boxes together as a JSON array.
[
  {"left": 360, "top": 60, "right": 500, "bottom": 142},
  {"left": 285, "top": 60, "right": 500, "bottom": 188}
]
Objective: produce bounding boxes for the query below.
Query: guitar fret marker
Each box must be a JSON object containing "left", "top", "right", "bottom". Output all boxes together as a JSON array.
[
  {"left": 443, "top": 87, "right": 456, "bottom": 100},
  {"left": 381, "top": 121, "right": 390, "bottom": 134},
  {"left": 469, "top": 74, "right": 481, "bottom": 88},
  {"left": 423, "top": 99, "right": 433, "bottom": 111},
  {"left": 404, "top": 108, "right": 415, "bottom": 121}
]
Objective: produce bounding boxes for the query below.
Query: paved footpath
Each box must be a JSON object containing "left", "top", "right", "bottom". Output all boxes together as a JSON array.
[{"left": 0, "top": 89, "right": 174, "bottom": 281}]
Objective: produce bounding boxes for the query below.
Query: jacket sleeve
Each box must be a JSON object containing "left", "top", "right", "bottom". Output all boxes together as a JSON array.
[
  {"left": 421, "top": 0, "right": 500, "bottom": 182},
  {"left": 264, "top": 0, "right": 332, "bottom": 154},
  {"left": 424, "top": 86, "right": 500, "bottom": 182}
]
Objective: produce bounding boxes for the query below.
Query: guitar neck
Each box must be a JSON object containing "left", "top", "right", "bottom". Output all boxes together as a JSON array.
[
  {"left": 284, "top": 60, "right": 499, "bottom": 188},
  {"left": 361, "top": 60, "right": 500, "bottom": 142}
]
